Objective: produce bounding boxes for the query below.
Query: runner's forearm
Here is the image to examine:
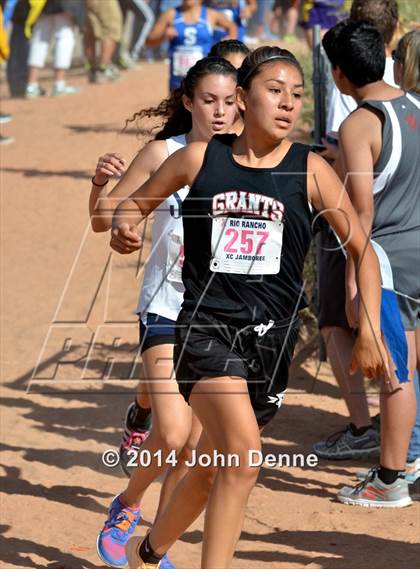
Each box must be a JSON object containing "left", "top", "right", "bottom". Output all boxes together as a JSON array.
[
  {"left": 112, "top": 198, "right": 144, "bottom": 229},
  {"left": 354, "top": 244, "right": 382, "bottom": 337},
  {"left": 89, "top": 185, "right": 114, "bottom": 232}
]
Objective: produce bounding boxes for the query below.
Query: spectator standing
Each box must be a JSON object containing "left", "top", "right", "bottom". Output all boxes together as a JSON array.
[
  {"left": 117, "top": 0, "right": 156, "bottom": 67},
  {"left": 0, "top": 4, "right": 14, "bottom": 144},
  {"left": 270, "top": 0, "right": 301, "bottom": 43},
  {"left": 300, "top": 0, "right": 347, "bottom": 47},
  {"left": 26, "top": 0, "right": 84, "bottom": 97},
  {"left": 85, "top": 0, "right": 123, "bottom": 83},
  {"left": 4, "top": 0, "right": 30, "bottom": 97}
]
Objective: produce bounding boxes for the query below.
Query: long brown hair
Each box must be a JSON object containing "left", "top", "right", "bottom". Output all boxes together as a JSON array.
[{"left": 125, "top": 57, "right": 237, "bottom": 140}]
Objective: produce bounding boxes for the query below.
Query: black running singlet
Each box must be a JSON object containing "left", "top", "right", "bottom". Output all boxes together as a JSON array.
[{"left": 181, "top": 134, "right": 313, "bottom": 323}]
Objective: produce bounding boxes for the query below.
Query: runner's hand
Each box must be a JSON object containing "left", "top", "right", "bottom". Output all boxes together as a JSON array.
[
  {"left": 93, "top": 153, "right": 127, "bottom": 186},
  {"left": 110, "top": 223, "right": 142, "bottom": 254},
  {"left": 350, "top": 332, "right": 391, "bottom": 382},
  {"left": 240, "top": 5, "right": 253, "bottom": 20},
  {"left": 165, "top": 26, "right": 178, "bottom": 40}
]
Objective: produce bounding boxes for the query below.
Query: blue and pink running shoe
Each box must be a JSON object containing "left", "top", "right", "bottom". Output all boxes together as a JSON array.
[
  {"left": 97, "top": 494, "right": 141, "bottom": 567},
  {"left": 160, "top": 555, "right": 176, "bottom": 569}
]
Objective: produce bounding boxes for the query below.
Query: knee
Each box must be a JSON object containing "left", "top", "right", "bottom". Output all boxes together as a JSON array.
[
  {"left": 226, "top": 460, "right": 259, "bottom": 485},
  {"left": 218, "top": 441, "right": 261, "bottom": 485},
  {"left": 177, "top": 430, "right": 201, "bottom": 464},
  {"left": 158, "top": 426, "right": 190, "bottom": 455}
]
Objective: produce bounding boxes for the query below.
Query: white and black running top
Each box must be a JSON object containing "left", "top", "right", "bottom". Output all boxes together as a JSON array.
[
  {"left": 181, "top": 134, "right": 313, "bottom": 323},
  {"left": 138, "top": 134, "right": 188, "bottom": 322}
]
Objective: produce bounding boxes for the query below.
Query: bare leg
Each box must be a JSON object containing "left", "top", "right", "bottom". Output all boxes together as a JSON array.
[
  {"left": 54, "top": 68, "right": 66, "bottom": 82},
  {"left": 322, "top": 326, "right": 371, "bottom": 427},
  {"left": 146, "top": 375, "right": 261, "bottom": 569},
  {"left": 193, "top": 377, "right": 261, "bottom": 569},
  {"left": 122, "top": 344, "right": 192, "bottom": 507},
  {"left": 380, "top": 331, "right": 417, "bottom": 470},
  {"left": 146, "top": 431, "right": 217, "bottom": 554},
  {"left": 284, "top": 6, "right": 299, "bottom": 36},
  {"left": 27, "top": 66, "right": 40, "bottom": 84},
  {"left": 268, "top": 8, "right": 281, "bottom": 36},
  {"left": 305, "top": 28, "right": 313, "bottom": 48},
  {"left": 84, "top": 28, "right": 96, "bottom": 66},
  {"left": 154, "top": 412, "right": 202, "bottom": 520},
  {"left": 99, "top": 38, "right": 117, "bottom": 66},
  {"left": 135, "top": 380, "right": 150, "bottom": 409}
]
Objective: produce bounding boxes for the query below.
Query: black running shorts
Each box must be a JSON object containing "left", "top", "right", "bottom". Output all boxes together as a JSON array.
[
  {"left": 174, "top": 309, "right": 300, "bottom": 426},
  {"left": 316, "top": 227, "right": 351, "bottom": 330}
]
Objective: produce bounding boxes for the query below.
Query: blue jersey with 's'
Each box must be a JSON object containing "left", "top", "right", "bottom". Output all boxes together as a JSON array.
[
  {"left": 207, "top": 0, "right": 246, "bottom": 42},
  {"left": 169, "top": 6, "right": 213, "bottom": 90}
]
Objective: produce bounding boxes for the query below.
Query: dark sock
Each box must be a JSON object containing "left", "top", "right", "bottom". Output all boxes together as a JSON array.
[
  {"left": 349, "top": 423, "right": 371, "bottom": 437},
  {"left": 128, "top": 399, "right": 152, "bottom": 431},
  {"left": 378, "top": 465, "right": 404, "bottom": 485},
  {"left": 139, "top": 534, "right": 165, "bottom": 564}
]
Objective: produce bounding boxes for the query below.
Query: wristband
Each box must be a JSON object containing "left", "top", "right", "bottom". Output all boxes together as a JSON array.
[{"left": 91, "top": 175, "right": 108, "bottom": 187}]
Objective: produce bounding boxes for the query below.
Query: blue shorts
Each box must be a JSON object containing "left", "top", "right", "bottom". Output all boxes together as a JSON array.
[
  {"left": 301, "top": 1, "right": 345, "bottom": 30},
  {"left": 139, "top": 313, "right": 177, "bottom": 354}
]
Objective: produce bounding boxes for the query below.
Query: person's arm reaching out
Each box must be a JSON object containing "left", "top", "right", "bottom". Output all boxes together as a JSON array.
[
  {"left": 308, "top": 152, "right": 389, "bottom": 381},
  {"left": 338, "top": 109, "right": 381, "bottom": 327},
  {"left": 241, "top": 0, "right": 257, "bottom": 21},
  {"left": 111, "top": 142, "right": 207, "bottom": 254},
  {"left": 208, "top": 9, "right": 237, "bottom": 39},
  {"left": 89, "top": 141, "right": 167, "bottom": 232},
  {"left": 146, "top": 9, "right": 177, "bottom": 48}
]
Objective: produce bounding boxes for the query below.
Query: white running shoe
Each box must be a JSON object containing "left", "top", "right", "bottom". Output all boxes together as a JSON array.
[
  {"left": 339, "top": 467, "right": 412, "bottom": 508},
  {"left": 51, "top": 83, "right": 80, "bottom": 96},
  {"left": 25, "top": 84, "right": 47, "bottom": 98}
]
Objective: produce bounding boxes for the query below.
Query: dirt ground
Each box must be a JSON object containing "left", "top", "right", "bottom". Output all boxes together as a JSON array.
[{"left": 1, "top": 61, "right": 419, "bottom": 569}]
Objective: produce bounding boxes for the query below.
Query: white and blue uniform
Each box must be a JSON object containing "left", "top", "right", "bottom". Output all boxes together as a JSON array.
[
  {"left": 169, "top": 6, "right": 213, "bottom": 90},
  {"left": 138, "top": 135, "right": 188, "bottom": 323},
  {"left": 207, "top": 0, "right": 246, "bottom": 42}
]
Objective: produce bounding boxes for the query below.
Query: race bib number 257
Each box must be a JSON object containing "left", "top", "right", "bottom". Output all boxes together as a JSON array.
[{"left": 210, "top": 217, "right": 283, "bottom": 275}]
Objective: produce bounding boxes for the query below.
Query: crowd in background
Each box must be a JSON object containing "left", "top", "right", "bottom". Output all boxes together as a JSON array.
[
  {"left": 1, "top": 2, "right": 420, "bottom": 558},
  {"left": 0, "top": 0, "right": 355, "bottom": 101}
]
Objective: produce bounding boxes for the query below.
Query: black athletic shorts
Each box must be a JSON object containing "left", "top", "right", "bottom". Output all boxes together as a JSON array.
[
  {"left": 316, "top": 227, "right": 351, "bottom": 330},
  {"left": 174, "top": 309, "right": 300, "bottom": 426}
]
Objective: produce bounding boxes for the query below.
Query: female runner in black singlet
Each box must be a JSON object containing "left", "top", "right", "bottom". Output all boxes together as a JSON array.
[{"left": 110, "top": 47, "right": 391, "bottom": 569}]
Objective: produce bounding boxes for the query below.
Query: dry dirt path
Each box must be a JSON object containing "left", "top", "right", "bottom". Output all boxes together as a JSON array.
[{"left": 1, "top": 62, "right": 419, "bottom": 569}]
